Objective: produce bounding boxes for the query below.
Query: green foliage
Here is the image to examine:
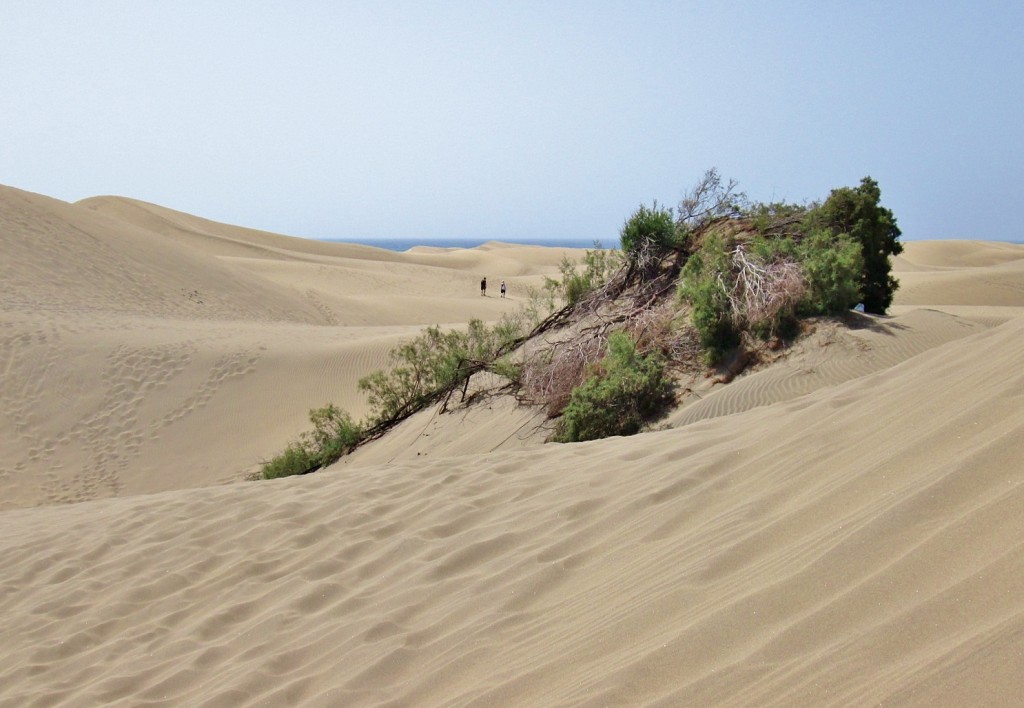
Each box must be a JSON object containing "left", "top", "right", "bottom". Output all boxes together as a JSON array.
[
  {"left": 677, "top": 234, "right": 739, "bottom": 363},
  {"left": 307, "top": 404, "right": 363, "bottom": 462},
  {"left": 545, "top": 244, "right": 624, "bottom": 307},
  {"left": 583, "top": 243, "right": 624, "bottom": 285},
  {"left": 489, "top": 355, "right": 522, "bottom": 383},
  {"left": 262, "top": 314, "right": 530, "bottom": 480},
  {"left": 261, "top": 404, "right": 362, "bottom": 479},
  {"left": 492, "top": 311, "right": 528, "bottom": 351},
  {"left": 362, "top": 323, "right": 473, "bottom": 423},
  {"left": 811, "top": 177, "right": 902, "bottom": 314},
  {"left": 554, "top": 331, "right": 673, "bottom": 443},
  {"left": 544, "top": 255, "right": 589, "bottom": 307},
  {"left": 679, "top": 227, "right": 860, "bottom": 362},
  {"left": 359, "top": 317, "right": 525, "bottom": 426},
  {"left": 795, "top": 229, "right": 864, "bottom": 314},
  {"left": 620, "top": 203, "right": 678, "bottom": 261},
  {"left": 523, "top": 284, "right": 556, "bottom": 327},
  {"left": 261, "top": 442, "right": 319, "bottom": 481},
  {"left": 745, "top": 201, "right": 809, "bottom": 236}
]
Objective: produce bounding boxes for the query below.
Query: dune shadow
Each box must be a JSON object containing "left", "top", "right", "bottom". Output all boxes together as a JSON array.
[{"left": 840, "top": 310, "right": 908, "bottom": 336}]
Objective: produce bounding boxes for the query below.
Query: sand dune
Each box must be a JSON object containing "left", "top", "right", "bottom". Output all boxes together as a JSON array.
[
  {"left": 2, "top": 187, "right": 1023, "bottom": 705},
  {"left": 0, "top": 185, "right": 572, "bottom": 508}
]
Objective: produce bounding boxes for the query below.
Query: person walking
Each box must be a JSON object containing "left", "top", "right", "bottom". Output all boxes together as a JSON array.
[
  {"left": 480, "top": 276, "right": 487, "bottom": 296},
  {"left": 500, "top": 280, "right": 506, "bottom": 298}
]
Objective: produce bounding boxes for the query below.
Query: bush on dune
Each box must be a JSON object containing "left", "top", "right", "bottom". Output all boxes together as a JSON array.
[
  {"left": 554, "top": 331, "right": 673, "bottom": 443},
  {"left": 261, "top": 316, "right": 532, "bottom": 479},
  {"left": 675, "top": 172, "right": 901, "bottom": 363},
  {"left": 260, "top": 170, "right": 903, "bottom": 474},
  {"left": 261, "top": 404, "right": 362, "bottom": 479}
]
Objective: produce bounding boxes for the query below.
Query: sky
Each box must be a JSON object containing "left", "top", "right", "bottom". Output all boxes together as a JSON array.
[{"left": 2, "top": 1, "right": 1022, "bottom": 243}]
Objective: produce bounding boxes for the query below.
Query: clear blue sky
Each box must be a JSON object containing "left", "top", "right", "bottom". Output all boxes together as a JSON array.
[{"left": 2, "top": 1, "right": 1021, "bottom": 242}]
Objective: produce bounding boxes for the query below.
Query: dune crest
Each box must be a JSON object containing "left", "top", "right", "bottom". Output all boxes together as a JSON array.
[{"left": 0, "top": 185, "right": 576, "bottom": 507}]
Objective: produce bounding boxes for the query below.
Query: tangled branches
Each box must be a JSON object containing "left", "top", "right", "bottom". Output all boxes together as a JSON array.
[
  {"left": 519, "top": 334, "right": 606, "bottom": 416},
  {"left": 677, "top": 168, "right": 747, "bottom": 236},
  {"left": 725, "top": 245, "right": 806, "bottom": 332}
]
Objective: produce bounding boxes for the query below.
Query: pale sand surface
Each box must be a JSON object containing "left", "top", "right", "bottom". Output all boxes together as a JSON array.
[{"left": 2, "top": 184, "right": 1023, "bottom": 705}]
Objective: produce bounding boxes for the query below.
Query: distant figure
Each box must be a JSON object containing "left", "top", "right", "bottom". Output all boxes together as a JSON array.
[
  {"left": 500, "top": 280, "right": 506, "bottom": 298},
  {"left": 480, "top": 276, "right": 487, "bottom": 296}
]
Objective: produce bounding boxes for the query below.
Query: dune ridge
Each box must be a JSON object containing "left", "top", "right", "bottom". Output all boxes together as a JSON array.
[
  {"left": 0, "top": 184, "right": 573, "bottom": 507},
  {"left": 2, "top": 185, "right": 1023, "bottom": 705}
]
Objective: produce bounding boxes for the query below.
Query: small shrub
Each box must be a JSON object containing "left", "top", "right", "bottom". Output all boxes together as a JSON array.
[
  {"left": 796, "top": 229, "right": 863, "bottom": 315},
  {"left": 523, "top": 284, "right": 557, "bottom": 327},
  {"left": 261, "top": 404, "right": 362, "bottom": 479},
  {"left": 677, "top": 234, "right": 739, "bottom": 363},
  {"left": 554, "top": 331, "right": 673, "bottom": 443},
  {"left": 358, "top": 317, "right": 526, "bottom": 426},
  {"left": 546, "top": 255, "right": 591, "bottom": 307},
  {"left": 261, "top": 441, "right": 320, "bottom": 480},
  {"left": 620, "top": 203, "right": 677, "bottom": 263},
  {"left": 307, "top": 404, "right": 362, "bottom": 461},
  {"left": 492, "top": 311, "right": 527, "bottom": 351},
  {"left": 544, "top": 244, "right": 624, "bottom": 308}
]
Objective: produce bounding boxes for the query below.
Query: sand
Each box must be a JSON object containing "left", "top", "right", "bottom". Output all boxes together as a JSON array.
[{"left": 1, "top": 184, "right": 1023, "bottom": 705}]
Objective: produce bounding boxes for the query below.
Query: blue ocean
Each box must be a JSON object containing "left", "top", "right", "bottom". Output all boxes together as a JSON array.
[{"left": 319, "top": 237, "right": 614, "bottom": 251}]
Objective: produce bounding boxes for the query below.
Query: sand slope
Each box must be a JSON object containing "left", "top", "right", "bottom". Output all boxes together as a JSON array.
[
  {"left": 2, "top": 188, "right": 1024, "bottom": 706},
  {"left": 0, "top": 185, "right": 575, "bottom": 507},
  {"left": 1, "top": 316, "right": 1022, "bottom": 706}
]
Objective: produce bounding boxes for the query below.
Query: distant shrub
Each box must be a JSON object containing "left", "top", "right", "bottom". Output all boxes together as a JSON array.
[
  {"left": 554, "top": 331, "right": 673, "bottom": 443},
  {"left": 307, "top": 404, "right": 363, "bottom": 462},
  {"left": 545, "top": 244, "right": 624, "bottom": 307},
  {"left": 523, "top": 284, "right": 557, "bottom": 327}
]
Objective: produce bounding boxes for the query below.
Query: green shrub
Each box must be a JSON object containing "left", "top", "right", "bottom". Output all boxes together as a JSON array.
[
  {"left": 358, "top": 318, "right": 521, "bottom": 426},
  {"left": 620, "top": 203, "right": 677, "bottom": 262},
  {"left": 261, "top": 441, "right": 319, "bottom": 480},
  {"left": 545, "top": 255, "right": 591, "bottom": 307},
  {"left": 523, "top": 284, "right": 557, "bottom": 326},
  {"left": 809, "top": 176, "right": 902, "bottom": 314},
  {"left": 262, "top": 314, "right": 532, "bottom": 480},
  {"left": 677, "top": 234, "right": 739, "bottom": 363},
  {"left": 545, "top": 244, "right": 624, "bottom": 307},
  {"left": 492, "top": 312, "right": 527, "bottom": 351},
  {"left": 554, "top": 331, "right": 673, "bottom": 443},
  {"left": 307, "top": 404, "right": 362, "bottom": 461},
  {"left": 796, "top": 229, "right": 864, "bottom": 314},
  {"left": 745, "top": 201, "right": 809, "bottom": 237},
  {"left": 261, "top": 404, "right": 362, "bottom": 479}
]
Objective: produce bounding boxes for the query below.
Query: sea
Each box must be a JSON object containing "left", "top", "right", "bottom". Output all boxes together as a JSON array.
[{"left": 319, "top": 237, "right": 613, "bottom": 252}]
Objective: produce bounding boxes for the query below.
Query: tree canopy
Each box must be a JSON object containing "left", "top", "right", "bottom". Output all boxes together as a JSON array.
[{"left": 814, "top": 177, "right": 903, "bottom": 314}]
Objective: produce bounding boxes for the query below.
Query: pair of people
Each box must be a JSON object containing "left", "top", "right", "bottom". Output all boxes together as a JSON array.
[{"left": 480, "top": 277, "right": 507, "bottom": 298}]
